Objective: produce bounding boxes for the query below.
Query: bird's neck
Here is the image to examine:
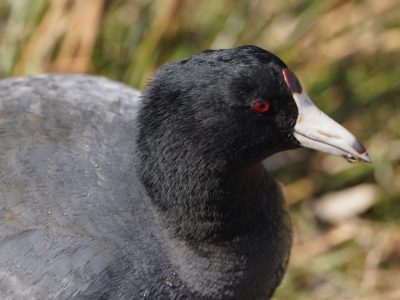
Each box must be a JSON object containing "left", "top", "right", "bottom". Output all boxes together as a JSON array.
[
  {"left": 137, "top": 141, "right": 286, "bottom": 243},
  {"left": 137, "top": 145, "right": 292, "bottom": 298}
]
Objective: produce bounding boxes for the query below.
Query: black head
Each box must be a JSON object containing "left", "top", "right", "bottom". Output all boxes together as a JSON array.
[
  {"left": 139, "top": 45, "right": 370, "bottom": 174},
  {"left": 139, "top": 46, "right": 301, "bottom": 168}
]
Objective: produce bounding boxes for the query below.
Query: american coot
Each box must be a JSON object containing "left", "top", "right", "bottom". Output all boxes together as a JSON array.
[{"left": 0, "top": 46, "right": 370, "bottom": 299}]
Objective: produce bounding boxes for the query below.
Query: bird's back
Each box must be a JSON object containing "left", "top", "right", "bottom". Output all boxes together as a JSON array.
[{"left": 0, "top": 75, "right": 184, "bottom": 299}]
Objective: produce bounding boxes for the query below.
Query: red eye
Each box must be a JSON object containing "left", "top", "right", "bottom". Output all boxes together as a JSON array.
[{"left": 253, "top": 99, "right": 270, "bottom": 113}]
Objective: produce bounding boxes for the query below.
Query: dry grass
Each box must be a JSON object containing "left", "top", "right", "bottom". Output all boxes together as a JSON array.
[{"left": 0, "top": 0, "right": 399, "bottom": 298}]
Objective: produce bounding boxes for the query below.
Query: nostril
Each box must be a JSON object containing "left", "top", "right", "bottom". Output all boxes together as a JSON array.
[{"left": 317, "top": 130, "right": 340, "bottom": 139}]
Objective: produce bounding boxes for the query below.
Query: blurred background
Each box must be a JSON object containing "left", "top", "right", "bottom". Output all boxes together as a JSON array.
[{"left": 0, "top": 0, "right": 399, "bottom": 299}]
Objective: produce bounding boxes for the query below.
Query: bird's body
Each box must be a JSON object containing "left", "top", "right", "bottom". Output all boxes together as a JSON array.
[
  {"left": 0, "top": 46, "right": 369, "bottom": 299},
  {"left": 0, "top": 75, "right": 290, "bottom": 299}
]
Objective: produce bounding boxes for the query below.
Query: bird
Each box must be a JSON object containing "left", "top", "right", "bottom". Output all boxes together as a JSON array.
[{"left": 0, "top": 45, "right": 370, "bottom": 300}]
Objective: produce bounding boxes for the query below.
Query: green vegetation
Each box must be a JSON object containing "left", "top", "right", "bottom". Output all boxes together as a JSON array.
[{"left": 0, "top": 0, "right": 399, "bottom": 298}]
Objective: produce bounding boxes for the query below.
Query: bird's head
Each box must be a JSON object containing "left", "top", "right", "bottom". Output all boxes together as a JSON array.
[{"left": 139, "top": 45, "right": 370, "bottom": 167}]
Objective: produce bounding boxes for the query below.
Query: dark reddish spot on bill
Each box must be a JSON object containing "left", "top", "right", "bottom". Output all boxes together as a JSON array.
[
  {"left": 282, "top": 68, "right": 303, "bottom": 94},
  {"left": 352, "top": 139, "right": 368, "bottom": 155}
]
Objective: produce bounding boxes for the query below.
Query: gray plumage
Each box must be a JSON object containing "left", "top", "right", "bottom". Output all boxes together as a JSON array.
[
  {"left": 0, "top": 74, "right": 291, "bottom": 299},
  {"left": 0, "top": 45, "right": 306, "bottom": 300}
]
